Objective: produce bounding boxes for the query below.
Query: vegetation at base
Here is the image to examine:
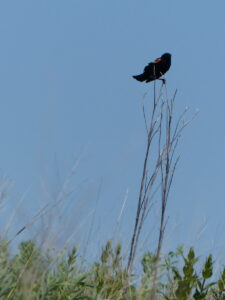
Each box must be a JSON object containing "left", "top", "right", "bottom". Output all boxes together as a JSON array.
[{"left": 0, "top": 239, "right": 225, "bottom": 299}]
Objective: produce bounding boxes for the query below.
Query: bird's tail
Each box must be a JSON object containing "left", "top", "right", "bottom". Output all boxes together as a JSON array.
[{"left": 132, "top": 74, "right": 146, "bottom": 82}]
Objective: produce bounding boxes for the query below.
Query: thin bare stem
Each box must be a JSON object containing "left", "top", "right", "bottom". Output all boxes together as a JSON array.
[{"left": 127, "top": 84, "right": 196, "bottom": 283}]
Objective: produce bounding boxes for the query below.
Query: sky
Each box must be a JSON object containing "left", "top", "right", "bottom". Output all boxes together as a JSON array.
[{"left": 0, "top": 0, "right": 225, "bottom": 265}]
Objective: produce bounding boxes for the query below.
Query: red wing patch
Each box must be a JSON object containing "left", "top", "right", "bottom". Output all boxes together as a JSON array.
[{"left": 155, "top": 58, "right": 162, "bottom": 63}]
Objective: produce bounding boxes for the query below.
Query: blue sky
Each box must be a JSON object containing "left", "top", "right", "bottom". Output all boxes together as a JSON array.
[{"left": 0, "top": 0, "right": 225, "bottom": 262}]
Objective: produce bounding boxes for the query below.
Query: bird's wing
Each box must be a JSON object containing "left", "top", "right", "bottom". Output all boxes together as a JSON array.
[
  {"left": 143, "top": 56, "right": 162, "bottom": 72},
  {"left": 144, "top": 62, "right": 154, "bottom": 73}
]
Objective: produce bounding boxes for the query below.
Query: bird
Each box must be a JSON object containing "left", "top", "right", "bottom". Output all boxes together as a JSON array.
[{"left": 133, "top": 53, "right": 171, "bottom": 83}]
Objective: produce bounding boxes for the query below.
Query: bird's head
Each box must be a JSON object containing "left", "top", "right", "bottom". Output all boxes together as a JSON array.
[{"left": 161, "top": 53, "right": 171, "bottom": 61}]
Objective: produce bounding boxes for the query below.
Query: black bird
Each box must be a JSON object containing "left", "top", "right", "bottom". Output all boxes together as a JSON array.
[{"left": 133, "top": 53, "right": 171, "bottom": 83}]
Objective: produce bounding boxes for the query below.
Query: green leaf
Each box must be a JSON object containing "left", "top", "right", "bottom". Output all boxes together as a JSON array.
[
  {"left": 222, "top": 267, "right": 225, "bottom": 281},
  {"left": 188, "top": 248, "right": 195, "bottom": 261},
  {"left": 218, "top": 279, "right": 225, "bottom": 292},
  {"left": 202, "top": 254, "right": 213, "bottom": 279},
  {"left": 172, "top": 267, "right": 181, "bottom": 280}
]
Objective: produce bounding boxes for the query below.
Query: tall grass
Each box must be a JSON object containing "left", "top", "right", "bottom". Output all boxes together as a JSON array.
[{"left": 1, "top": 239, "right": 225, "bottom": 299}]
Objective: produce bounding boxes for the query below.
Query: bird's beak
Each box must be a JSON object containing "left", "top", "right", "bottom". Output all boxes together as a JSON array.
[{"left": 155, "top": 58, "right": 162, "bottom": 63}]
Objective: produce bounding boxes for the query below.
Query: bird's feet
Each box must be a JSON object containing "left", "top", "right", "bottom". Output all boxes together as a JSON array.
[{"left": 158, "top": 78, "right": 166, "bottom": 85}]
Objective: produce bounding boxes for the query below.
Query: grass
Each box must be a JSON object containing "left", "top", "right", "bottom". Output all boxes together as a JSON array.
[{"left": 0, "top": 239, "right": 225, "bottom": 299}]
